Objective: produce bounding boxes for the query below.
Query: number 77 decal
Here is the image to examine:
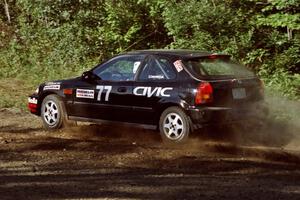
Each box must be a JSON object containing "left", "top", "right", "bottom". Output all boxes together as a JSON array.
[{"left": 96, "top": 85, "right": 112, "bottom": 101}]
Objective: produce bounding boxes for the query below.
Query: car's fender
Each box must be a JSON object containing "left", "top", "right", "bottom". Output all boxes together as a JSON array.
[
  {"left": 153, "top": 97, "right": 190, "bottom": 122},
  {"left": 30, "top": 82, "right": 70, "bottom": 115}
]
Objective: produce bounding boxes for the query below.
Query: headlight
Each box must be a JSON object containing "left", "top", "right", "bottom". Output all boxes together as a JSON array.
[{"left": 35, "top": 87, "right": 39, "bottom": 94}]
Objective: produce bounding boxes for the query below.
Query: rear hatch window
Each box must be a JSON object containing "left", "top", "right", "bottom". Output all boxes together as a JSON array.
[
  {"left": 183, "top": 56, "right": 254, "bottom": 79},
  {"left": 183, "top": 56, "right": 263, "bottom": 106}
]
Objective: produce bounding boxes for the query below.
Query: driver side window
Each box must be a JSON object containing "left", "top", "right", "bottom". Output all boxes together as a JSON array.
[{"left": 93, "top": 55, "right": 145, "bottom": 81}]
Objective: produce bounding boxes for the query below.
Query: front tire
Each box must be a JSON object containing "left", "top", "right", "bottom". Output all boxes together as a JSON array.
[
  {"left": 41, "top": 94, "right": 65, "bottom": 130},
  {"left": 159, "top": 107, "right": 190, "bottom": 144}
]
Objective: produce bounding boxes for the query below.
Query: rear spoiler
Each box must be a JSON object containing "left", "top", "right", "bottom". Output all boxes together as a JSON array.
[
  {"left": 206, "top": 54, "right": 231, "bottom": 59},
  {"left": 183, "top": 53, "right": 231, "bottom": 61}
]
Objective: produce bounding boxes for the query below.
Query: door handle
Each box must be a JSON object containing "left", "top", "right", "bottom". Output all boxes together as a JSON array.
[{"left": 117, "top": 87, "right": 127, "bottom": 93}]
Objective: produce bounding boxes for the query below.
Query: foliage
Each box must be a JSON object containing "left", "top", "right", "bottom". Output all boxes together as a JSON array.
[
  {"left": 0, "top": 0, "right": 299, "bottom": 108},
  {"left": 260, "top": 67, "right": 300, "bottom": 100},
  {"left": 256, "top": 0, "right": 300, "bottom": 30}
]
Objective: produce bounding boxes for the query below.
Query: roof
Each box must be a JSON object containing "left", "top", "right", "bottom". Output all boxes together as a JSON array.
[{"left": 125, "top": 49, "right": 229, "bottom": 59}]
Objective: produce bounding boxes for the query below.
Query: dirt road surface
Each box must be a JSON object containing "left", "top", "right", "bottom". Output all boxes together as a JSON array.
[{"left": 0, "top": 108, "right": 300, "bottom": 200}]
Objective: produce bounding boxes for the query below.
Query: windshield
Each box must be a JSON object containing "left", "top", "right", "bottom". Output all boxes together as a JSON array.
[{"left": 183, "top": 57, "right": 254, "bottom": 79}]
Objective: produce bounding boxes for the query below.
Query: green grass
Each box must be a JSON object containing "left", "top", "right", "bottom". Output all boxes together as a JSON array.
[{"left": 0, "top": 78, "right": 37, "bottom": 111}]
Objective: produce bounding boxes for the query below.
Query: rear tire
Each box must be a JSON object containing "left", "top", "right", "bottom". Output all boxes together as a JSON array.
[
  {"left": 159, "top": 107, "right": 190, "bottom": 144},
  {"left": 41, "top": 94, "right": 69, "bottom": 130}
]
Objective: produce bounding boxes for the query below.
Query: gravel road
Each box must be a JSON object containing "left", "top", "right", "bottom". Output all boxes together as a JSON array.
[{"left": 0, "top": 108, "right": 300, "bottom": 200}]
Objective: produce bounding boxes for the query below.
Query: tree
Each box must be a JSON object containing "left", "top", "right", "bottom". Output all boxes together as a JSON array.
[
  {"left": 257, "top": 0, "right": 300, "bottom": 40},
  {"left": 3, "top": 0, "right": 11, "bottom": 23}
]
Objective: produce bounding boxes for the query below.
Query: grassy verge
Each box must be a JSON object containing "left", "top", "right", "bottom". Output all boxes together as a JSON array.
[{"left": 0, "top": 78, "right": 37, "bottom": 111}]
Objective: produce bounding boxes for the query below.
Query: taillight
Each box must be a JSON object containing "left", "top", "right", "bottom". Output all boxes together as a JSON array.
[{"left": 195, "top": 82, "right": 213, "bottom": 104}]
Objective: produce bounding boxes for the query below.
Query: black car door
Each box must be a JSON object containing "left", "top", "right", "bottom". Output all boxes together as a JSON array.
[
  {"left": 70, "top": 55, "right": 146, "bottom": 122},
  {"left": 131, "top": 55, "right": 178, "bottom": 124}
]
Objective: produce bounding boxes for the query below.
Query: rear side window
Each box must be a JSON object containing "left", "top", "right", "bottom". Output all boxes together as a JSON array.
[
  {"left": 139, "top": 57, "right": 176, "bottom": 80},
  {"left": 93, "top": 55, "right": 145, "bottom": 81},
  {"left": 183, "top": 57, "right": 254, "bottom": 78}
]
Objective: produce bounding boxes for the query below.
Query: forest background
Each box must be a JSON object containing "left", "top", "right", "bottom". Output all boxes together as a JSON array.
[{"left": 0, "top": 0, "right": 299, "bottom": 109}]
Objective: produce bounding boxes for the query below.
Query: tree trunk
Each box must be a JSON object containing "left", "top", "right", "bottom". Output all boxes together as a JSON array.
[
  {"left": 211, "top": 0, "right": 216, "bottom": 9},
  {"left": 4, "top": 0, "right": 11, "bottom": 24},
  {"left": 287, "top": 27, "right": 293, "bottom": 40}
]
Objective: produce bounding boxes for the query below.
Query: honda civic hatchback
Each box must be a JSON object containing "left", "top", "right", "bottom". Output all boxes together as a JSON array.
[{"left": 28, "top": 50, "right": 267, "bottom": 143}]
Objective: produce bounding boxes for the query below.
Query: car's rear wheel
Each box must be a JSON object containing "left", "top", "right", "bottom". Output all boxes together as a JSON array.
[
  {"left": 41, "top": 94, "right": 66, "bottom": 130},
  {"left": 159, "top": 107, "right": 190, "bottom": 144}
]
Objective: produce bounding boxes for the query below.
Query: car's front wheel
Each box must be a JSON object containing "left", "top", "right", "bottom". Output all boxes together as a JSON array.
[
  {"left": 159, "top": 107, "right": 190, "bottom": 144},
  {"left": 41, "top": 94, "right": 65, "bottom": 130}
]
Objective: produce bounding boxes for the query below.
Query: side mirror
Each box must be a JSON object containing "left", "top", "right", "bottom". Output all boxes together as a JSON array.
[{"left": 82, "top": 71, "right": 100, "bottom": 82}]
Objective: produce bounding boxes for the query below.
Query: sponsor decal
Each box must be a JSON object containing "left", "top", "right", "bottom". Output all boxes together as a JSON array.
[
  {"left": 148, "top": 75, "right": 164, "bottom": 79},
  {"left": 133, "top": 87, "right": 173, "bottom": 97},
  {"left": 76, "top": 89, "right": 95, "bottom": 99},
  {"left": 173, "top": 60, "right": 184, "bottom": 72},
  {"left": 28, "top": 97, "right": 38, "bottom": 104},
  {"left": 43, "top": 85, "right": 60, "bottom": 90},
  {"left": 46, "top": 82, "right": 61, "bottom": 85}
]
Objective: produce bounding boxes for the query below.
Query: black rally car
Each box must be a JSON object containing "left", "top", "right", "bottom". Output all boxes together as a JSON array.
[{"left": 28, "top": 50, "right": 267, "bottom": 143}]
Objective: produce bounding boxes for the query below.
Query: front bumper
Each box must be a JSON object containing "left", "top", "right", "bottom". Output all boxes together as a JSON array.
[
  {"left": 187, "top": 103, "right": 269, "bottom": 128},
  {"left": 28, "top": 95, "right": 40, "bottom": 115}
]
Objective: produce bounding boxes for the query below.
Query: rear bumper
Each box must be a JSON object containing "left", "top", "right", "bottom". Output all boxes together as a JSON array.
[{"left": 187, "top": 102, "right": 268, "bottom": 128}]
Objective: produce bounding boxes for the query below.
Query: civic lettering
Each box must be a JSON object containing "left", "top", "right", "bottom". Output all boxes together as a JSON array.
[
  {"left": 133, "top": 87, "right": 173, "bottom": 97},
  {"left": 161, "top": 87, "right": 173, "bottom": 97},
  {"left": 147, "top": 87, "right": 159, "bottom": 97},
  {"left": 133, "top": 87, "right": 147, "bottom": 96}
]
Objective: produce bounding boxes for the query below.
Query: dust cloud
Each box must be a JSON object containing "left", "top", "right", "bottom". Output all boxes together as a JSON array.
[
  {"left": 161, "top": 91, "right": 300, "bottom": 163},
  {"left": 216, "top": 92, "right": 300, "bottom": 150},
  {"left": 265, "top": 94, "right": 300, "bottom": 151},
  {"left": 51, "top": 91, "right": 300, "bottom": 164},
  {"left": 58, "top": 122, "right": 161, "bottom": 145}
]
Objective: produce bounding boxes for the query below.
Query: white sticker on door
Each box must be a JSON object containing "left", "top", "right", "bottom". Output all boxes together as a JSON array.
[{"left": 76, "top": 89, "right": 94, "bottom": 99}]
